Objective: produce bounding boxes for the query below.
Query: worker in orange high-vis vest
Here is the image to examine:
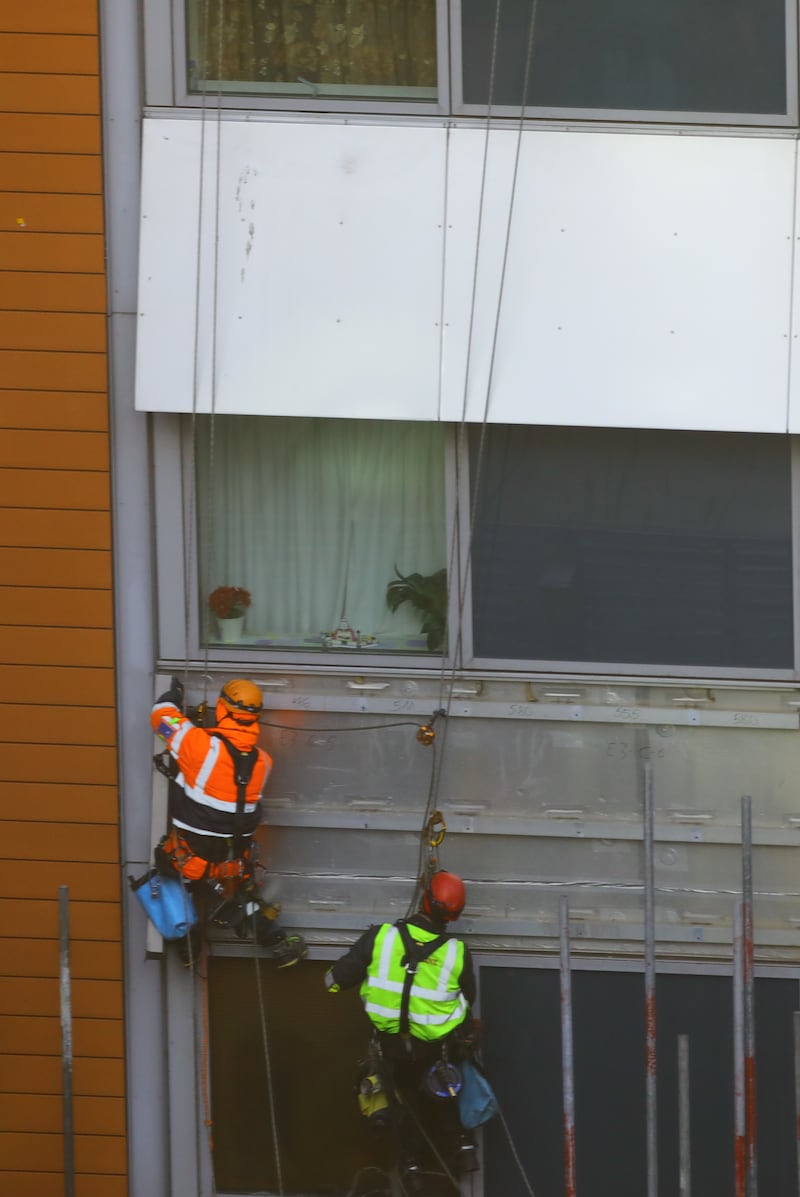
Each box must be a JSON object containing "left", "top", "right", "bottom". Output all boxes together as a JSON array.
[{"left": 151, "top": 676, "right": 306, "bottom": 968}]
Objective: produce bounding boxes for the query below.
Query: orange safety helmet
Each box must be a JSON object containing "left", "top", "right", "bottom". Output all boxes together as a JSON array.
[
  {"left": 215, "top": 679, "right": 264, "bottom": 725},
  {"left": 422, "top": 871, "right": 466, "bottom": 923}
]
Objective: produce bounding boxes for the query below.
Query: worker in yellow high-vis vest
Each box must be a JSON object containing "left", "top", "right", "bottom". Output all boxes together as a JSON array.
[{"left": 325, "top": 871, "right": 480, "bottom": 1186}]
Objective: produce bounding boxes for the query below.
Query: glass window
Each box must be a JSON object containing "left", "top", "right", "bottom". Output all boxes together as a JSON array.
[
  {"left": 186, "top": 0, "right": 438, "bottom": 100},
  {"left": 460, "top": 0, "right": 788, "bottom": 117},
  {"left": 196, "top": 415, "right": 447, "bottom": 654},
  {"left": 469, "top": 426, "right": 794, "bottom": 670}
]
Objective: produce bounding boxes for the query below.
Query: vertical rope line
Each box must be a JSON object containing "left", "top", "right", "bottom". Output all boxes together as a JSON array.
[
  {"left": 422, "top": 0, "right": 539, "bottom": 870},
  {"left": 454, "top": 0, "right": 539, "bottom": 668},
  {"left": 199, "top": 938, "right": 214, "bottom": 1152},
  {"left": 407, "top": 0, "right": 507, "bottom": 918},
  {"left": 184, "top": 0, "right": 214, "bottom": 697},
  {"left": 201, "top": 0, "right": 226, "bottom": 703},
  {"left": 254, "top": 951, "right": 285, "bottom": 1195},
  {"left": 183, "top": 5, "right": 216, "bottom": 1194},
  {"left": 438, "top": 0, "right": 503, "bottom": 710}
]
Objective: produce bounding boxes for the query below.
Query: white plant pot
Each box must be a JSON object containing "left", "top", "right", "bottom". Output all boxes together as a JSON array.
[{"left": 217, "top": 615, "right": 245, "bottom": 643}]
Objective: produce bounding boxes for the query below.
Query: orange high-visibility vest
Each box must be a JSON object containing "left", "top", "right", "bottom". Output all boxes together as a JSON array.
[{"left": 151, "top": 700, "right": 271, "bottom": 839}]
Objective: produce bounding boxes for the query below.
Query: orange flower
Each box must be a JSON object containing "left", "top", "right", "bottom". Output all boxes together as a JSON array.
[{"left": 208, "top": 586, "right": 252, "bottom": 619}]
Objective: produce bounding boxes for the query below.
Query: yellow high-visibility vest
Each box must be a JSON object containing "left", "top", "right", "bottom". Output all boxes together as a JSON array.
[{"left": 360, "top": 923, "right": 468, "bottom": 1042}]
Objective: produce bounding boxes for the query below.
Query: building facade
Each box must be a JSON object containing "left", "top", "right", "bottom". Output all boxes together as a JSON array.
[{"left": 6, "top": 2, "right": 800, "bottom": 1195}]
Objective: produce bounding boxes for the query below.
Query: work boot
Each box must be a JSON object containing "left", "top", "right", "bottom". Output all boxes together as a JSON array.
[
  {"left": 399, "top": 1160, "right": 426, "bottom": 1194},
  {"left": 455, "top": 1133, "right": 479, "bottom": 1174},
  {"left": 211, "top": 899, "right": 245, "bottom": 931},
  {"left": 256, "top": 921, "right": 307, "bottom": 967}
]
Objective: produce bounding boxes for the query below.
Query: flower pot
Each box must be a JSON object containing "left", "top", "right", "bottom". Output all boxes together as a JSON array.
[{"left": 217, "top": 615, "right": 245, "bottom": 643}]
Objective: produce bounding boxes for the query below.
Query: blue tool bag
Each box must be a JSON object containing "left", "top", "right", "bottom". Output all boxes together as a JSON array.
[
  {"left": 458, "top": 1059, "right": 499, "bottom": 1129},
  {"left": 130, "top": 869, "right": 198, "bottom": 940}
]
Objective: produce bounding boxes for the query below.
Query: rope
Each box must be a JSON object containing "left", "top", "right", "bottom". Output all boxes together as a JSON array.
[
  {"left": 402, "top": 0, "right": 505, "bottom": 914},
  {"left": 452, "top": 0, "right": 540, "bottom": 681},
  {"left": 182, "top": 5, "right": 225, "bottom": 1193},
  {"left": 344, "top": 1166, "right": 394, "bottom": 1197},
  {"left": 496, "top": 1100, "right": 538, "bottom": 1197},
  {"left": 407, "top": 0, "right": 512, "bottom": 904},
  {"left": 259, "top": 717, "right": 436, "bottom": 734},
  {"left": 253, "top": 940, "right": 285, "bottom": 1195},
  {"left": 199, "top": 937, "right": 215, "bottom": 1151},
  {"left": 395, "top": 1091, "right": 461, "bottom": 1193},
  {"left": 435, "top": 0, "right": 503, "bottom": 712},
  {"left": 409, "top": 0, "right": 543, "bottom": 911},
  {"left": 200, "top": 0, "right": 227, "bottom": 707}
]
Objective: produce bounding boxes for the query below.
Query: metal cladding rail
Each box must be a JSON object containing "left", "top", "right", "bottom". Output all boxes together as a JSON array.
[
  {"left": 677, "top": 1034, "right": 691, "bottom": 1197},
  {"left": 643, "top": 761, "right": 658, "bottom": 1197},
  {"left": 560, "top": 897, "right": 577, "bottom": 1197},
  {"left": 794, "top": 1011, "right": 800, "bottom": 1196},
  {"left": 734, "top": 902, "right": 746, "bottom": 1197},
  {"left": 58, "top": 885, "right": 75, "bottom": 1197},
  {"left": 741, "top": 796, "right": 758, "bottom": 1197}
]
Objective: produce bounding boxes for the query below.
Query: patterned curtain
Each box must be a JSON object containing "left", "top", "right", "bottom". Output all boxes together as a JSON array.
[{"left": 192, "top": 0, "right": 437, "bottom": 89}]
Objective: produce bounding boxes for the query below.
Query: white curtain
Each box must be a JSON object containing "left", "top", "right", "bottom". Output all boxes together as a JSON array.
[{"left": 197, "top": 416, "right": 446, "bottom": 646}]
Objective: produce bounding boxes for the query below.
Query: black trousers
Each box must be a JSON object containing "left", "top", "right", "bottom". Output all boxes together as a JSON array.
[{"left": 376, "top": 1033, "right": 470, "bottom": 1173}]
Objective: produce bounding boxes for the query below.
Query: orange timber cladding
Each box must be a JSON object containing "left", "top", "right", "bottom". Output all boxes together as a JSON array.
[{"left": 0, "top": 3, "right": 127, "bottom": 1196}]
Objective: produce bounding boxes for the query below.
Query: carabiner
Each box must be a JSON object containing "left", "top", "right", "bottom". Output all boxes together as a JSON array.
[{"left": 426, "top": 810, "right": 446, "bottom": 848}]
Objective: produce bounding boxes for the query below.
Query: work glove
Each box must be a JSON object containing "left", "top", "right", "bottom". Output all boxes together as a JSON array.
[{"left": 157, "top": 675, "right": 184, "bottom": 709}]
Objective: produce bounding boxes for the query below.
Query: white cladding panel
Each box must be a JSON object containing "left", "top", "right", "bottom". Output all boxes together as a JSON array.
[
  {"left": 137, "top": 116, "right": 797, "bottom": 432},
  {"left": 787, "top": 144, "right": 800, "bottom": 433},
  {"left": 136, "top": 118, "right": 446, "bottom": 419},
  {"left": 441, "top": 129, "right": 796, "bottom": 431}
]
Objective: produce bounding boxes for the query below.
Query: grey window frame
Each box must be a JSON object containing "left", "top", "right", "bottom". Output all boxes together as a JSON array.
[{"left": 449, "top": 0, "right": 800, "bottom": 129}]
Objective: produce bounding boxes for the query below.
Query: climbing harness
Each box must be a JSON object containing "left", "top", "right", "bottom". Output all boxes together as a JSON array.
[
  {"left": 395, "top": 921, "right": 449, "bottom": 1038},
  {"left": 212, "top": 732, "right": 259, "bottom": 856}
]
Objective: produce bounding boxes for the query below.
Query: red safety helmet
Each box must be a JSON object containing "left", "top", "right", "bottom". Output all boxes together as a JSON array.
[{"left": 423, "top": 871, "right": 466, "bottom": 923}]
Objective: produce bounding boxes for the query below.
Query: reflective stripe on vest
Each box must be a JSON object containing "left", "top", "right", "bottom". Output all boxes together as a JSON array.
[
  {"left": 360, "top": 924, "right": 467, "bottom": 1042},
  {"left": 174, "top": 735, "right": 259, "bottom": 815}
]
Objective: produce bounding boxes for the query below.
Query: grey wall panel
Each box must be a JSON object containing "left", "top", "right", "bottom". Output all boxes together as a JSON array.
[{"left": 219, "top": 692, "right": 800, "bottom": 956}]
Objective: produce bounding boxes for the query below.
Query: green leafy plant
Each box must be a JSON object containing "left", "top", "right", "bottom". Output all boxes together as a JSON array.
[
  {"left": 386, "top": 567, "right": 447, "bottom": 652},
  {"left": 208, "top": 585, "right": 251, "bottom": 619}
]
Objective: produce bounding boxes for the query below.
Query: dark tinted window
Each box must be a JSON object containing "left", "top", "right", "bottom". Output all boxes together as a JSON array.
[
  {"left": 461, "top": 0, "right": 787, "bottom": 116},
  {"left": 470, "top": 426, "right": 793, "bottom": 670},
  {"left": 481, "top": 967, "right": 799, "bottom": 1197}
]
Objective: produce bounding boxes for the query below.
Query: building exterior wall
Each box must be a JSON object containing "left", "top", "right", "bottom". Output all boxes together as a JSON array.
[
  {"left": 84, "top": 3, "right": 800, "bottom": 1193},
  {"left": 0, "top": 4, "right": 127, "bottom": 1195}
]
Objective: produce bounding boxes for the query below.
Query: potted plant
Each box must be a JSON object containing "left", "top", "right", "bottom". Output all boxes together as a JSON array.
[
  {"left": 385, "top": 567, "right": 447, "bottom": 652},
  {"left": 208, "top": 585, "right": 251, "bottom": 643}
]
